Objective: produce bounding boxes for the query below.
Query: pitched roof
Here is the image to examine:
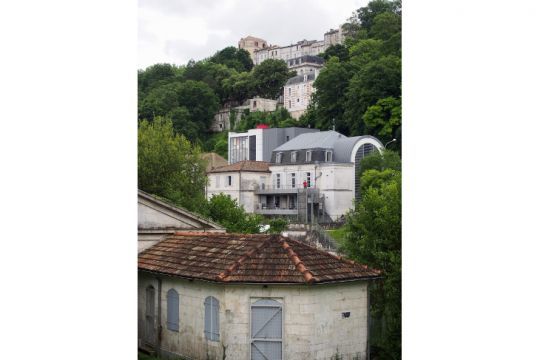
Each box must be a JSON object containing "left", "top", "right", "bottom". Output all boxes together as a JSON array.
[
  {"left": 138, "top": 190, "right": 224, "bottom": 231},
  {"left": 201, "top": 152, "right": 228, "bottom": 172},
  {"left": 208, "top": 160, "right": 270, "bottom": 173},
  {"left": 138, "top": 232, "right": 381, "bottom": 284}
]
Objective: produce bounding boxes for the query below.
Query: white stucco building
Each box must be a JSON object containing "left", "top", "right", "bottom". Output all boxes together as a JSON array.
[
  {"left": 254, "top": 131, "right": 384, "bottom": 222},
  {"left": 206, "top": 160, "right": 271, "bottom": 213},
  {"left": 283, "top": 73, "right": 317, "bottom": 120},
  {"left": 138, "top": 232, "right": 381, "bottom": 360},
  {"left": 138, "top": 190, "right": 225, "bottom": 252}
]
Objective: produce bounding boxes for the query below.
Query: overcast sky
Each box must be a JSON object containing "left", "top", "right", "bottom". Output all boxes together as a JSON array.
[{"left": 138, "top": 0, "right": 367, "bottom": 69}]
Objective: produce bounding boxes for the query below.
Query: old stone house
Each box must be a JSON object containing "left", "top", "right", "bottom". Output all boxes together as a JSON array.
[
  {"left": 138, "top": 190, "right": 225, "bottom": 252},
  {"left": 283, "top": 73, "right": 317, "bottom": 119},
  {"left": 138, "top": 232, "right": 380, "bottom": 360}
]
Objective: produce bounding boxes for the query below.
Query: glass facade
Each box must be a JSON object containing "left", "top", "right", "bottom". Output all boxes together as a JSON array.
[{"left": 229, "top": 136, "right": 249, "bottom": 164}]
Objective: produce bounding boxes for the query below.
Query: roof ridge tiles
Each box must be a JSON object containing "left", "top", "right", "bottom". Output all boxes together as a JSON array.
[
  {"left": 216, "top": 236, "right": 272, "bottom": 282},
  {"left": 280, "top": 237, "right": 315, "bottom": 284}
]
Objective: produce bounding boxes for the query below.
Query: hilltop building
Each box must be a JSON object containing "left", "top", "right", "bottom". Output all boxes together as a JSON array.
[
  {"left": 138, "top": 232, "right": 380, "bottom": 359},
  {"left": 238, "top": 35, "right": 268, "bottom": 63},
  {"left": 228, "top": 127, "right": 319, "bottom": 164},
  {"left": 287, "top": 55, "right": 324, "bottom": 76},
  {"left": 254, "top": 131, "right": 383, "bottom": 222}
]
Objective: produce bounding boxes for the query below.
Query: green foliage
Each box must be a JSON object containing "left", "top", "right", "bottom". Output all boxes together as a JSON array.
[
  {"left": 342, "top": 149, "right": 401, "bottom": 359},
  {"left": 209, "top": 46, "right": 253, "bottom": 73},
  {"left": 363, "top": 96, "right": 401, "bottom": 150},
  {"left": 222, "top": 71, "right": 256, "bottom": 103},
  {"left": 203, "top": 131, "right": 229, "bottom": 159},
  {"left": 267, "top": 217, "right": 288, "bottom": 234},
  {"left": 359, "top": 149, "right": 401, "bottom": 177},
  {"left": 252, "top": 59, "right": 295, "bottom": 99},
  {"left": 206, "top": 194, "right": 263, "bottom": 233},
  {"left": 303, "top": 0, "right": 401, "bottom": 150},
  {"left": 138, "top": 117, "right": 207, "bottom": 214},
  {"left": 234, "top": 107, "right": 295, "bottom": 132},
  {"left": 183, "top": 61, "right": 236, "bottom": 104},
  {"left": 342, "top": 171, "right": 401, "bottom": 360}
]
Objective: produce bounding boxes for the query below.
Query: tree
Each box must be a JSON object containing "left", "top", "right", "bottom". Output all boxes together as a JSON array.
[
  {"left": 363, "top": 96, "right": 401, "bottom": 148},
  {"left": 321, "top": 44, "right": 349, "bottom": 62},
  {"left": 183, "top": 61, "right": 236, "bottom": 103},
  {"left": 344, "top": 55, "right": 401, "bottom": 135},
  {"left": 222, "top": 71, "right": 256, "bottom": 103},
  {"left": 307, "top": 56, "right": 352, "bottom": 132},
  {"left": 342, "top": 169, "right": 401, "bottom": 360},
  {"left": 138, "top": 63, "right": 184, "bottom": 96},
  {"left": 138, "top": 117, "right": 207, "bottom": 214},
  {"left": 209, "top": 46, "right": 253, "bottom": 72},
  {"left": 206, "top": 194, "right": 263, "bottom": 233},
  {"left": 252, "top": 59, "right": 295, "bottom": 99},
  {"left": 356, "top": 0, "right": 400, "bottom": 32},
  {"left": 358, "top": 149, "right": 401, "bottom": 178}
]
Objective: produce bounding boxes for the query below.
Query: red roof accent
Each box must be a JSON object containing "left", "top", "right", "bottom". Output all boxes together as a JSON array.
[
  {"left": 138, "top": 232, "right": 381, "bottom": 284},
  {"left": 256, "top": 124, "right": 269, "bottom": 129}
]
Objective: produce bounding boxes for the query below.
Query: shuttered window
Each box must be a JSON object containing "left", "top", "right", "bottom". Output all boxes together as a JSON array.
[
  {"left": 166, "top": 289, "right": 179, "bottom": 332},
  {"left": 204, "top": 296, "right": 220, "bottom": 341}
]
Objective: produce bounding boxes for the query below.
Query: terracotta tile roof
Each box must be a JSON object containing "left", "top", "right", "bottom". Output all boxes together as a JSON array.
[
  {"left": 138, "top": 232, "right": 381, "bottom": 284},
  {"left": 207, "top": 161, "right": 270, "bottom": 174}
]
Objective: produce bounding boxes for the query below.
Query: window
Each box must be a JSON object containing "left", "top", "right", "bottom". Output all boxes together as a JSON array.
[
  {"left": 297, "top": 98, "right": 300, "bottom": 102},
  {"left": 306, "top": 151, "right": 312, "bottom": 162},
  {"left": 216, "top": 175, "right": 220, "bottom": 187},
  {"left": 286, "top": 136, "right": 290, "bottom": 142},
  {"left": 288, "top": 100, "right": 291, "bottom": 108},
  {"left": 325, "top": 151, "right": 333, "bottom": 162},
  {"left": 288, "top": 88, "right": 291, "bottom": 96},
  {"left": 204, "top": 296, "right": 220, "bottom": 341},
  {"left": 276, "top": 174, "right": 281, "bottom": 189},
  {"left": 253, "top": 100, "right": 257, "bottom": 108},
  {"left": 276, "top": 152, "right": 282, "bottom": 163},
  {"left": 291, "top": 173, "right": 296, "bottom": 188},
  {"left": 227, "top": 176, "right": 232, "bottom": 186},
  {"left": 166, "top": 289, "right": 179, "bottom": 332},
  {"left": 291, "top": 151, "right": 297, "bottom": 162},
  {"left": 306, "top": 172, "right": 311, "bottom": 187}
]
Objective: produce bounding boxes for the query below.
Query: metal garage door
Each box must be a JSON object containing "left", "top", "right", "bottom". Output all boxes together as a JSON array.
[{"left": 251, "top": 299, "right": 282, "bottom": 360}]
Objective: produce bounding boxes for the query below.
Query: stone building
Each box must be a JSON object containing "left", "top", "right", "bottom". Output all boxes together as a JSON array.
[
  {"left": 138, "top": 232, "right": 380, "bottom": 360},
  {"left": 254, "top": 131, "right": 383, "bottom": 222},
  {"left": 206, "top": 160, "right": 271, "bottom": 213},
  {"left": 324, "top": 26, "right": 345, "bottom": 47},
  {"left": 238, "top": 35, "right": 268, "bottom": 63},
  {"left": 254, "top": 39, "right": 325, "bottom": 66},
  {"left": 137, "top": 190, "right": 224, "bottom": 253},
  {"left": 211, "top": 97, "right": 278, "bottom": 132},
  {"left": 283, "top": 73, "right": 317, "bottom": 119}
]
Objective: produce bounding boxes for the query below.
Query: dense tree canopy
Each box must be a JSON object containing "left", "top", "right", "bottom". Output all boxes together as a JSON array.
[
  {"left": 209, "top": 46, "right": 253, "bottom": 73},
  {"left": 252, "top": 59, "right": 295, "bottom": 99},
  {"left": 138, "top": 117, "right": 207, "bottom": 214}
]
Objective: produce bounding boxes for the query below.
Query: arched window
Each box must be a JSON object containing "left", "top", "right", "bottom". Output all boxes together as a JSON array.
[
  {"left": 166, "top": 289, "right": 179, "bottom": 332},
  {"left": 204, "top": 296, "right": 220, "bottom": 341}
]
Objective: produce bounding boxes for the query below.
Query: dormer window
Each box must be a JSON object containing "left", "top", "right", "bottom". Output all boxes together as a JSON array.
[
  {"left": 291, "top": 151, "right": 297, "bottom": 163},
  {"left": 325, "top": 151, "right": 333, "bottom": 162},
  {"left": 306, "top": 151, "right": 312, "bottom": 162},
  {"left": 276, "top": 152, "right": 283, "bottom": 163}
]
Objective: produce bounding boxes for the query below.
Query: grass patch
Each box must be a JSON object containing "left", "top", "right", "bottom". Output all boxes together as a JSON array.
[{"left": 326, "top": 225, "right": 348, "bottom": 246}]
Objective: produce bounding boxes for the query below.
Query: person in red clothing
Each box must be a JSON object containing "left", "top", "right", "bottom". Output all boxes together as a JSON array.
[{"left": 303, "top": 180, "right": 308, "bottom": 188}]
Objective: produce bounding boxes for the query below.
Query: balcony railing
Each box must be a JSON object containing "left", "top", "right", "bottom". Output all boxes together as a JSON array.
[{"left": 256, "top": 204, "right": 297, "bottom": 210}]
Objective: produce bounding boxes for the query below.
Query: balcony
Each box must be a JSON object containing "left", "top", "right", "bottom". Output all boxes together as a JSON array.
[
  {"left": 254, "top": 184, "right": 318, "bottom": 195},
  {"left": 254, "top": 203, "right": 298, "bottom": 215}
]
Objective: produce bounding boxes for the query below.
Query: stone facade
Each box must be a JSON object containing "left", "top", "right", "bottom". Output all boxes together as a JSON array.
[
  {"left": 238, "top": 36, "right": 268, "bottom": 63},
  {"left": 138, "top": 273, "right": 370, "bottom": 360},
  {"left": 211, "top": 98, "right": 278, "bottom": 132},
  {"left": 283, "top": 73, "right": 316, "bottom": 120}
]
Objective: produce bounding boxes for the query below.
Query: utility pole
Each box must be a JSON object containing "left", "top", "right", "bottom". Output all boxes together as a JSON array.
[{"left": 332, "top": 118, "right": 335, "bottom": 131}]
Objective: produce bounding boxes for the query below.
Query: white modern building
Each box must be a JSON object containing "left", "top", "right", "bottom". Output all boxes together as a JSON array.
[
  {"left": 254, "top": 131, "right": 384, "bottom": 222},
  {"left": 206, "top": 160, "right": 271, "bottom": 213},
  {"left": 228, "top": 127, "right": 319, "bottom": 164}
]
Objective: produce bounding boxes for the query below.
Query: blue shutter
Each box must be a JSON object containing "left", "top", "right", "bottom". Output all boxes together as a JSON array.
[
  {"left": 204, "top": 297, "right": 211, "bottom": 340},
  {"left": 212, "top": 297, "right": 220, "bottom": 341},
  {"left": 166, "top": 289, "right": 179, "bottom": 332},
  {"left": 204, "top": 296, "right": 220, "bottom": 341}
]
